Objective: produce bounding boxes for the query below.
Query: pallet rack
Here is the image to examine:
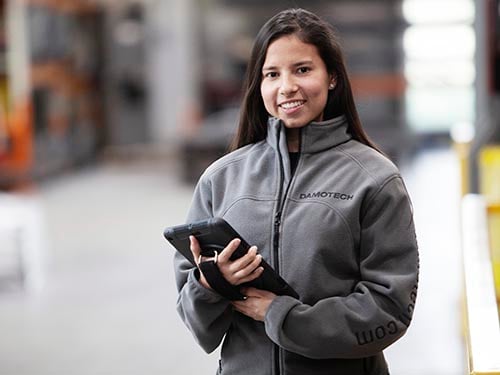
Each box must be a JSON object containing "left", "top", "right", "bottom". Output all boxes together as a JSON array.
[{"left": 0, "top": 0, "right": 104, "bottom": 189}]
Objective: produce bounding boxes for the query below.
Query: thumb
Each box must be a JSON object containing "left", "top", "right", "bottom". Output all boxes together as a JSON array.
[{"left": 189, "top": 236, "right": 201, "bottom": 265}]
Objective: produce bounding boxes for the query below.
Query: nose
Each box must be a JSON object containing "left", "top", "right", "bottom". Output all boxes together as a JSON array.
[{"left": 279, "top": 74, "right": 298, "bottom": 96}]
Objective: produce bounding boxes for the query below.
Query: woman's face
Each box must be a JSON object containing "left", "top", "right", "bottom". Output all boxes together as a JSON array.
[{"left": 260, "top": 34, "right": 334, "bottom": 129}]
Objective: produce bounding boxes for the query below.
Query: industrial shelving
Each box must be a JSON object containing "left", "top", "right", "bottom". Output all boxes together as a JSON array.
[{"left": 0, "top": 0, "right": 104, "bottom": 188}]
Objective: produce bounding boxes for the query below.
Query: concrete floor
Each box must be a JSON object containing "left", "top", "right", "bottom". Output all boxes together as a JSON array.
[{"left": 0, "top": 147, "right": 466, "bottom": 374}]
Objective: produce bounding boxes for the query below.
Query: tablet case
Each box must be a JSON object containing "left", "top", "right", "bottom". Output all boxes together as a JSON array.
[{"left": 164, "top": 217, "right": 299, "bottom": 300}]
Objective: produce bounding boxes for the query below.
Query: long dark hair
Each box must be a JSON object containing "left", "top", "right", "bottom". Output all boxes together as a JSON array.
[{"left": 230, "top": 8, "right": 380, "bottom": 152}]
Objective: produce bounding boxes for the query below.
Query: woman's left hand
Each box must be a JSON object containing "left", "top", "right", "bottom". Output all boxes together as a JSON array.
[{"left": 232, "top": 287, "right": 277, "bottom": 322}]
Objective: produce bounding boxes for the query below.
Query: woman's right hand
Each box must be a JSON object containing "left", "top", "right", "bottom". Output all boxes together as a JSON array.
[{"left": 189, "top": 236, "right": 264, "bottom": 289}]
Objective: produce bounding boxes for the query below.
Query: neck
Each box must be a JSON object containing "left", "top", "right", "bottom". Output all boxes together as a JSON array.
[{"left": 286, "top": 128, "right": 300, "bottom": 152}]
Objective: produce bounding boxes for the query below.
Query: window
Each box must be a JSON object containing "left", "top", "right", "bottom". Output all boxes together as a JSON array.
[{"left": 402, "top": 0, "right": 475, "bottom": 133}]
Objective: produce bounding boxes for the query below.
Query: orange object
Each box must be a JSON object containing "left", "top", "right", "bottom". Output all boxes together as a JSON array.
[{"left": 0, "top": 100, "right": 33, "bottom": 187}]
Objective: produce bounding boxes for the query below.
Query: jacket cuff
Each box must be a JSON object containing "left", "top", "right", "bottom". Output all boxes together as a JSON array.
[
  {"left": 188, "top": 268, "right": 226, "bottom": 303},
  {"left": 264, "top": 295, "right": 301, "bottom": 343}
]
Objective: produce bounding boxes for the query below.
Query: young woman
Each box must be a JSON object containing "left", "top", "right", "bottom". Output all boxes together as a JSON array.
[{"left": 174, "top": 8, "right": 419, "bottom": 375}]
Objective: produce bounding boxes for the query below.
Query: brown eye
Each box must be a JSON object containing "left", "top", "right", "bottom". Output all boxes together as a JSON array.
[
  {"left": 297, "top": 67, "right": 311, "bottom": 74},
  {"left": 264, "top": 72, "right": 278, "bottom": 78}
]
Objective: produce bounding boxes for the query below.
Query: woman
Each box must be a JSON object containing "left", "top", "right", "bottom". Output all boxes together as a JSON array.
[{"left": 174, "top": 8, "right": 419, "bottom": 375}]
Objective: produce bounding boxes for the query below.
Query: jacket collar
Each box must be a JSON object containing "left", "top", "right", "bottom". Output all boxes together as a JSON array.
[{"left": 266, "top": 115, "right": 352, "bottom": 154}]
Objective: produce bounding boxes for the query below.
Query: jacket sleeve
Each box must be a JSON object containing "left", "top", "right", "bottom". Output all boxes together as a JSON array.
[
  {"left": 174, "top": 175, "right": 233, "bottom": 353},
  {"left": 264, "top": 176, "right": 419, "bottom": 359}
]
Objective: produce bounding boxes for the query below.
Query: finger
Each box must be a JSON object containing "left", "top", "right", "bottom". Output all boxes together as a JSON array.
[
  {"left": 236, "top": 266, "right": 264, "bottom": 285},
  {"left": 229, "top": 246, "right": 259, "bottom": 272},
  {"left": 232, "top": 298, "right": 252, "bottom": 309},
  {"left": 232, "top": 255, "right": 262, "bottom": 280},
  {"left": 231, "top": 301, "right": 247, "bottom": 313},
  {"left": 189, "top": 236, "right": 201, "bottom": 265},
  {"left": 217, "top": 238, "right": 241, "bottom": 263},
  {"left": 224, "top": 253, "right": 261, "bottom": 285}
]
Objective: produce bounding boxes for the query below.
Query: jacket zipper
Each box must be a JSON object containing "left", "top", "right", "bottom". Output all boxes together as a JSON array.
[
  {"left": 273, "top": 128, "right": 301, "bottom": 267},
  {"left": 272, "top": 127, "right": 301, "bottom": 375},
  {"left": 273, "top": 128, "right": 284, "bottom": 375}
]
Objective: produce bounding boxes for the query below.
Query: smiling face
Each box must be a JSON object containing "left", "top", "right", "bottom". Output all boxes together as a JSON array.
[{"left": 260, "top": 34, "right": 334, "bottom": 130}]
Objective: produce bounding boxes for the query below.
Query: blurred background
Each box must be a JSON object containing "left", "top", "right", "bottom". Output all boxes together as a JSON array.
[{"left": 0, "top": 0, "right": 499, "bottom": 374}]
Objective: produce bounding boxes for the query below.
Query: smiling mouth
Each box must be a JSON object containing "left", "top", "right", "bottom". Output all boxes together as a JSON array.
[{"left": 279, "top": 100, "right": 306, "bottom": 110}]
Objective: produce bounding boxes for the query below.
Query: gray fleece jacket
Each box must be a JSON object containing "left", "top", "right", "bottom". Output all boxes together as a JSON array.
[{"left": 174, "top": 115, "right": 419, "bottom": 375}]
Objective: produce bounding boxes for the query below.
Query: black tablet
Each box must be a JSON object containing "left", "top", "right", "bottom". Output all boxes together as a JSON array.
[{"left": 164, "top": 217, "right": 299, "bottom": 299}]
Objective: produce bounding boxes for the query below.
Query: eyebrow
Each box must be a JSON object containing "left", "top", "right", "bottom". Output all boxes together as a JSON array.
[{"left": 262, "top": 60, "right": 314, "bottom": 72}]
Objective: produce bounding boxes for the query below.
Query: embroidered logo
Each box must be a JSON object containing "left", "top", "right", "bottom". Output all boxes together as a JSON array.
[{"left": 299, "top": 192, "right": 354, "bottom": 200}]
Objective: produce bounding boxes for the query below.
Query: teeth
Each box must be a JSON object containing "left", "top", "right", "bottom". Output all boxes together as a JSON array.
[{"left": 280, "top": 101, "right": 304, "bottom": 109}]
